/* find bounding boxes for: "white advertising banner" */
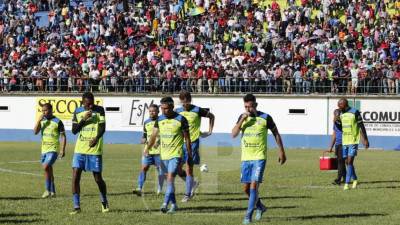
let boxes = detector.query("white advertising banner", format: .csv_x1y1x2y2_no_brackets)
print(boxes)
0,95,399,137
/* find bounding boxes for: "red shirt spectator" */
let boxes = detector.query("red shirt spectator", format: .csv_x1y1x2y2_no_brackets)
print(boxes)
362,27,370,37
395,70,400,80
206,67,214,79
162,48,172,62
211,69,219,80
271,0,280,11
197,68,204,79
181,71,188,79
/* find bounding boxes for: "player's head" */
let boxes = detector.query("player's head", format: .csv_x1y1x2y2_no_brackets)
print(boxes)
337,98,348,111
42,103,53,119
160,97,174,116
179,90,192,110
243,94,257,115
82,92,95,110
149,104,159,119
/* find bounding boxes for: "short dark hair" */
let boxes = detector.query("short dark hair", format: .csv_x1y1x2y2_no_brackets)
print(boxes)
82,92,94,101
243,94,256,102
179,90,192,101
339,98,348,106
42,103,53,110
149,104,159,110
160,97,174,105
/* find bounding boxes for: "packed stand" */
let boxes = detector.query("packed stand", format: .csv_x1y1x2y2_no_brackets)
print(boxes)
0,0,399,94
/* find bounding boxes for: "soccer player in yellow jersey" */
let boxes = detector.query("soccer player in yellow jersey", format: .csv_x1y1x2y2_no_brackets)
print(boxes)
338,98,369,190
70,92,108,214
133,104,165,196
34,103,66,198
145,97,192,214
176,90,215,202
232,94,286,225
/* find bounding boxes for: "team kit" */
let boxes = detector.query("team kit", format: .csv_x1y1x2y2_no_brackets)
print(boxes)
34,91,367,224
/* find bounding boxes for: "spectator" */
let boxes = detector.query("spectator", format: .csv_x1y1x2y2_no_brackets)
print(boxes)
0,0,398,95
350,65,359,95
293,68,302,94
386,66,396,94
395,66,400,94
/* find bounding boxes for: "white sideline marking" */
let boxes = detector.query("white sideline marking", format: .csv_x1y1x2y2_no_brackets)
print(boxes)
0,167,42,177
0,160,39,164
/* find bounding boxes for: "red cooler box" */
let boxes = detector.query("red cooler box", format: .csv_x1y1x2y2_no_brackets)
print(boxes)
319,151,338,170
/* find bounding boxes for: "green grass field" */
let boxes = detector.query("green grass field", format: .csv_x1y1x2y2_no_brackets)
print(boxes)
1,142,400,225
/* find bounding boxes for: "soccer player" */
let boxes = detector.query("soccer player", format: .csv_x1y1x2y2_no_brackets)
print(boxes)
144,97,192,214
176,90,215,202
328,109,346,185
232,94,286,225
33,103,66,198
133,104,165,196
338,98,369,190
70,92,109,214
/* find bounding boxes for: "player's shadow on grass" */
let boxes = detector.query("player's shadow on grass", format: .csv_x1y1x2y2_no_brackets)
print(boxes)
86,192,153,197
179,205,298,213
0,219,45,224
0,197,40,201
205,195,311,201
269,213,387,221
0,213,44,224
361,185,400,189
112,205,298,213
196,192,244,196
360,180,400,184
112,209,160,213
0,213,39,218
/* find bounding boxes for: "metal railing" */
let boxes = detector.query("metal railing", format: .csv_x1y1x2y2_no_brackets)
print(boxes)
1,77,400,95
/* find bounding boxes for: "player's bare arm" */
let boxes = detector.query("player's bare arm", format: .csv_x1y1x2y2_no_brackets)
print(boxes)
271,126,286,165
33,114,44,135
183,129,192,165
359,121,369,149
203,112,215,137
59,132,66,158
328,131,337,153
231,113,250,138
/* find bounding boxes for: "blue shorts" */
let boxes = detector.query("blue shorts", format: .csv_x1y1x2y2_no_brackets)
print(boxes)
72,153,102,172
41,152,58,166
142,154,162,167
241,160,266,184
183,139,200,165
161,157,181,175
343,144,358,158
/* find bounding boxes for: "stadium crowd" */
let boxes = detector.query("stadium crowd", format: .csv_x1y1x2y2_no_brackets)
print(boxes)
0,0,399,94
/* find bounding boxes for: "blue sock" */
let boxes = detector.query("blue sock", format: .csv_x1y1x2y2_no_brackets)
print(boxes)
73,193,80,209
352,166,357,180
246,189,257,220
170,193,176,205
138,171,146,189
157,170,164,191
185,175,193,196
346,165,353,183
164,181,174,205
45,178,51,192
50,181,55,193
